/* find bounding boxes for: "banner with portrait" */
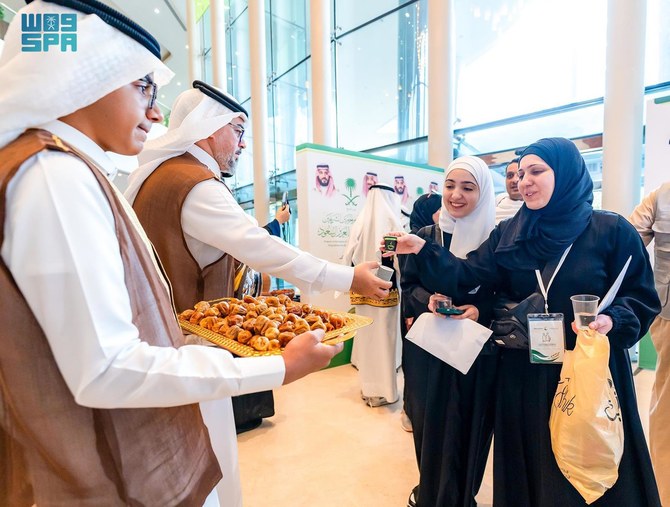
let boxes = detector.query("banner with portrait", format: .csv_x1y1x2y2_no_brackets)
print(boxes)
295,143,443,311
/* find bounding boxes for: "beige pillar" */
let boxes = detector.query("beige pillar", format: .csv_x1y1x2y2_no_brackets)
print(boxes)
427,0,455,171
210,0,227,90
601,0,647,214
309,0,335,146
185,0,200,83
248,0,270,226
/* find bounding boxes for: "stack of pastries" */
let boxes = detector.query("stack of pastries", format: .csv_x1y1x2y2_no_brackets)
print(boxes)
178,294,347,352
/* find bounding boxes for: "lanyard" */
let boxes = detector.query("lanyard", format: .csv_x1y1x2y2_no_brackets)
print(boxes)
534,245,572,314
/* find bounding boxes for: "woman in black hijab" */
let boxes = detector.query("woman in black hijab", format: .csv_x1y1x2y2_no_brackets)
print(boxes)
409,192,443,233
391,138,661,506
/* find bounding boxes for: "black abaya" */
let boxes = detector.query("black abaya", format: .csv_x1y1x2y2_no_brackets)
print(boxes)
415,211,661,506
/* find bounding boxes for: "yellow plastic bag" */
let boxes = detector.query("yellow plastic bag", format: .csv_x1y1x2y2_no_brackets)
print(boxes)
549,328,624,504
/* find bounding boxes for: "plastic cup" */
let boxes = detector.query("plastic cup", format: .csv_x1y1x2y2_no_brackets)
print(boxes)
435,297,453,310
570,294,600,330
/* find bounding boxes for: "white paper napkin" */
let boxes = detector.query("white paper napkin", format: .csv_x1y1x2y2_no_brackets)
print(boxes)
597,255,632,313
406,312,492,374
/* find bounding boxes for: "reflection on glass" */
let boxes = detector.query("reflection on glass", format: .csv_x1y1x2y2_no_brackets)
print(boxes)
456,103,605,156
454,0,607,128
645,0,670,85
225,0,248,23
227,9,251,103
336,2,427,151
335,0,407,34
271,62,311,176
269,1,309,77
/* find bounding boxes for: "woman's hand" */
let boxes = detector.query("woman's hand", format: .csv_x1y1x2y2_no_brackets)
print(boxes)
428,293,450,316
380,232,426,256
570,314,613,335
450,304,479,322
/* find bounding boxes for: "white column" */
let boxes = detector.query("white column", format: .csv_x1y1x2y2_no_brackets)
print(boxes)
248,0,270,226
310,0,335,146
186,0,200,83
601,0,647,214
210,0,227,90
427,0,455,171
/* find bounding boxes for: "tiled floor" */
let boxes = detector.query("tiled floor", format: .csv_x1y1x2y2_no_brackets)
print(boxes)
237,364,656,507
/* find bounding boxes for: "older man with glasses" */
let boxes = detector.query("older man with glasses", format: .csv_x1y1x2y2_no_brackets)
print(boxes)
124,81,391,507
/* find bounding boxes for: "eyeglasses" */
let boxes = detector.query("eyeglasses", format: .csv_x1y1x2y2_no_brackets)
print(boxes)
229,123,245,143
137,76,158,110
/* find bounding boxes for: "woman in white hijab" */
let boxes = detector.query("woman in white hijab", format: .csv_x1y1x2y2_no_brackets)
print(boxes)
400,156,497,507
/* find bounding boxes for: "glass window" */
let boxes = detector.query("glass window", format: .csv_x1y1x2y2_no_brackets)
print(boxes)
225,0,248,23
645,0,670,85
227,8,252,103
334,0,409,34
366,139,429,166
200,6,212,54
268,0,309,77
456,102,605,156
270,61,312,177
454,0,607,128
335,1,428,151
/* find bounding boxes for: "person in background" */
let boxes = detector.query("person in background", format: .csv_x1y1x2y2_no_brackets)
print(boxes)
125,81,391,507
495,157,523,223
0,1,342,506
343,184,404,407
399,192,443,433
629,183,670,507
263,202,291,237
408,192,442,235
389,137,661,507
401,157,497,507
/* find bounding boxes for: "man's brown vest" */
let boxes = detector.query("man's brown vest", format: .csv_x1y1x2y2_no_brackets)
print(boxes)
0,130,221,506
132,153,235,312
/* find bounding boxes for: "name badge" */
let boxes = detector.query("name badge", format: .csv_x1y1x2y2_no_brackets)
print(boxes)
527,313,565,364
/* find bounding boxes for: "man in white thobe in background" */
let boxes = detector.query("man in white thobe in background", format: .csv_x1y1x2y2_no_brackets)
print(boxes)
343,184,404,407
495,158,523,224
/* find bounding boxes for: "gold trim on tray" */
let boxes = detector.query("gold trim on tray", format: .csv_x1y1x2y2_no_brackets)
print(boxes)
178,303,372,357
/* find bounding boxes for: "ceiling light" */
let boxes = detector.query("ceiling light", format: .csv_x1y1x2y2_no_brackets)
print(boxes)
154,8,160,14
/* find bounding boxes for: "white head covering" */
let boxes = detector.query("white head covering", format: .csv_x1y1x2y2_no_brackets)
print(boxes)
438,156,496,259
342,184,403,266
125,87,247,203
0,0,173,149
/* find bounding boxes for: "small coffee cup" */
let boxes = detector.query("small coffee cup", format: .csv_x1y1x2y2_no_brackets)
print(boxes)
384,236,398,252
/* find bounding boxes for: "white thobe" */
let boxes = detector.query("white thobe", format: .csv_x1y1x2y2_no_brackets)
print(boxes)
165,146,354,507
0,121,287,507
494,193,523,224
354,303,402,402
182,146,353,289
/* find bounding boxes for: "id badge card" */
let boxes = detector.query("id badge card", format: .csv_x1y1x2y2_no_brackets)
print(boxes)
527,313,565,364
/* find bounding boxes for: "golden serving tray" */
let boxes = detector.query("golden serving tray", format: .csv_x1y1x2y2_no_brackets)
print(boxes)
178,303,372,357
